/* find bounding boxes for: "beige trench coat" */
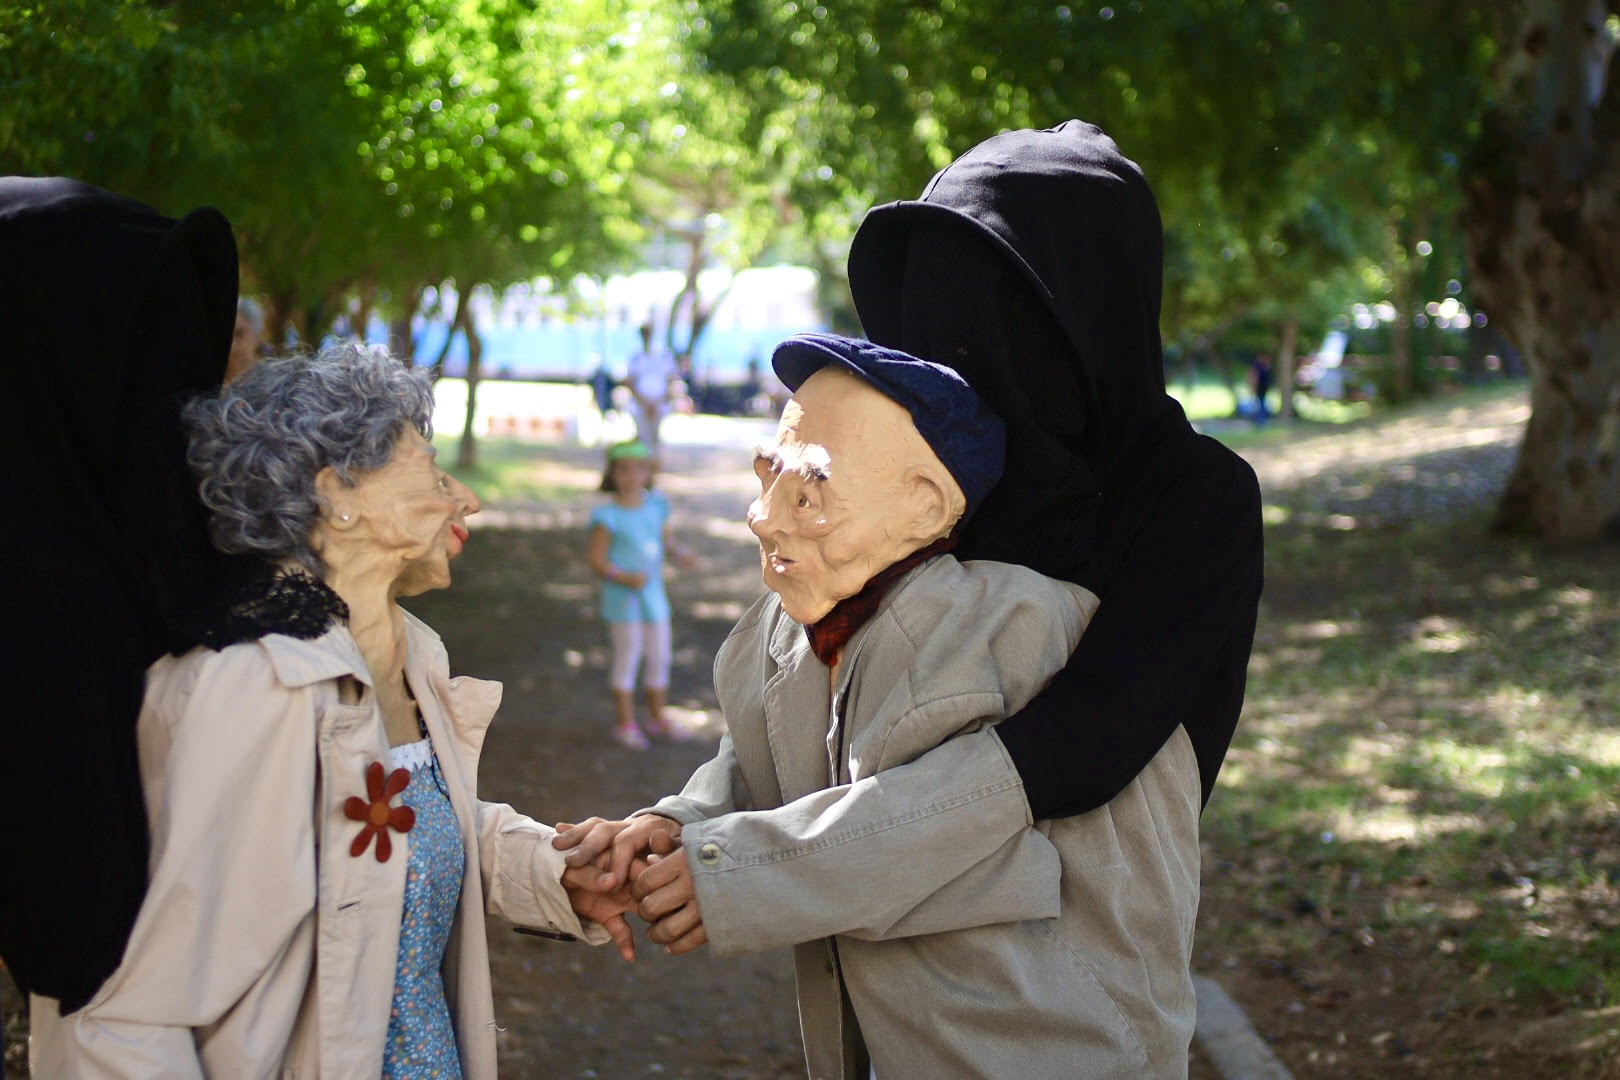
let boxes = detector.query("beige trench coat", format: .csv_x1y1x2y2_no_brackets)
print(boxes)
648,557,1202,1080
31,609,604,1078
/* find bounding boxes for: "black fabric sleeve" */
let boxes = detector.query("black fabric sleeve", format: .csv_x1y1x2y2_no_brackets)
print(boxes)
995,441,1264,818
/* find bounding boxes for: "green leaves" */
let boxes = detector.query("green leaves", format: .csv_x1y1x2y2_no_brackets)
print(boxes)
1,0,655,334
687,0,1501,361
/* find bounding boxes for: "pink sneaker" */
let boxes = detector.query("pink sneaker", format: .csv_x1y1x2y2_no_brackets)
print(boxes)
612,722,650,751
641,713,672,738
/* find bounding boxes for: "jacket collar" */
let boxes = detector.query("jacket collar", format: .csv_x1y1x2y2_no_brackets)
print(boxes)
259,623,370,689
258,608,500,786
758,562,944,802
257,609,450,692
763,558,943,677
399,609,501,780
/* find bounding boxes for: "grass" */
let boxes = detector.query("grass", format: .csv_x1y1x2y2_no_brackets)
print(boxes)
429,435,583,503
1202,466,1620,1027
1167,374,1376,425
1168,378,1246,420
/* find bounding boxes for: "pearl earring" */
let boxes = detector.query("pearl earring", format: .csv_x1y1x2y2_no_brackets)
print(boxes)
340,513,351,522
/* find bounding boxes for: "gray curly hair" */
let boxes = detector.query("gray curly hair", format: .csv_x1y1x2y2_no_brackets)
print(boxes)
182,344,436,576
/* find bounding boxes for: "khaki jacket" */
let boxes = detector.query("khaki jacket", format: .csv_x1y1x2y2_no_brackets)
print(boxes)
32,610,604,1078
649,557,1202,1079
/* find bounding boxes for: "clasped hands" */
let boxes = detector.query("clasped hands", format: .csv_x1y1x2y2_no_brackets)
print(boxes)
553,814,706,961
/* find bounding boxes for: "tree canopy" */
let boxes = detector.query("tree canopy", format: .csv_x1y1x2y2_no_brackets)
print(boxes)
686,0,1619,538
3,0,1616,536
1,0,654,335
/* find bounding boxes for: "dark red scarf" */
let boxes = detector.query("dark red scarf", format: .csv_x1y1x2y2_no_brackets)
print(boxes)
804,537,956,665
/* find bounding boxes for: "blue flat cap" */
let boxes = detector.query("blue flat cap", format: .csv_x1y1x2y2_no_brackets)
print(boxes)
771,332,1005,524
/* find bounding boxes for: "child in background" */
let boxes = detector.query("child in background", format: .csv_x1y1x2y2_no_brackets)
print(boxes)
585,441,692,749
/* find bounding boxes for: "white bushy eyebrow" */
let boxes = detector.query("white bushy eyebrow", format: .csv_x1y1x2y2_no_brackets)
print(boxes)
754,441,831,482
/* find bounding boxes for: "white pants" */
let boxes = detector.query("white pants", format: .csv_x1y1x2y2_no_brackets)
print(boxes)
609,620,671,693
632,400,666,452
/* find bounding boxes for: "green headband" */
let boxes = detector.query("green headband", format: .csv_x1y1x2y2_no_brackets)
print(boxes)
607,440,651,462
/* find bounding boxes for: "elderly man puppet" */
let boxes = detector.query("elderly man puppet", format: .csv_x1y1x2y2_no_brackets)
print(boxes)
558,333,1203,1079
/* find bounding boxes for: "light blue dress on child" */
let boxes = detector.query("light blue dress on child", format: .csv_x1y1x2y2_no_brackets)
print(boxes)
588,489,671,622
381,736,466,1079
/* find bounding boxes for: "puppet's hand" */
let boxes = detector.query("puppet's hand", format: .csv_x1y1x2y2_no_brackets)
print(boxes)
560,862,637,961
633,831,708,955
555,814,682,888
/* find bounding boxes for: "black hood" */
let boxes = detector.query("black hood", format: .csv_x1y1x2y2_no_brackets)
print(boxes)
0,176,241,1009
848,120,1183,582
848,123,1264,824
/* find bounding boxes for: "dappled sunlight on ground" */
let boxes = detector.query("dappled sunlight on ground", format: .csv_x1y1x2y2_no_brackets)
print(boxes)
1243,391,1530,531
1198,386,1619,1077
1243,393,1530,489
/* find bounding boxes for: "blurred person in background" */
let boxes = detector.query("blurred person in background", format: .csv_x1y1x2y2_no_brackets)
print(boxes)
585,439,696,750
625,320,678,463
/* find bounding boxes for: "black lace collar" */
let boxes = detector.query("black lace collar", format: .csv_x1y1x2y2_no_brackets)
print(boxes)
197,567,349,650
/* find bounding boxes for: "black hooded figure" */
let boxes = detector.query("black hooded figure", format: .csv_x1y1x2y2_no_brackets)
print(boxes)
848,120,1264,821
0,178,245,1013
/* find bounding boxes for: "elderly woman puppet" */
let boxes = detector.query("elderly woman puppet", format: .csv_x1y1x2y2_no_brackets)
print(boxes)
30,347,633,1079
558,334,1203,1079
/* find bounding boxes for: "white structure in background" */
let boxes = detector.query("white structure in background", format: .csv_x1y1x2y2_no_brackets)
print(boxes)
430,377,777,450
430,378,623,445
424,265,821,445
417,265,823,382
1297,294,1483,402
598,264,819,329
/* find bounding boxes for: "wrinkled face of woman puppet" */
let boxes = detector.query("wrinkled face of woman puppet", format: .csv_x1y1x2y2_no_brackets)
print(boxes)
318,427,482,596
747,367,957,624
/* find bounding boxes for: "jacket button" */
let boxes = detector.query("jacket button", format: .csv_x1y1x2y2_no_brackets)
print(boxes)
698,842,722,865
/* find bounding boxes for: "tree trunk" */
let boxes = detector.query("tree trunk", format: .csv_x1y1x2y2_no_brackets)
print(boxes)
1464,0,1620,540
663,225,741,383
666,226,707,360
457,293,484,471
1179,341,1203,397
1389,222,1415,404
389,286,424,364
429,287,466,383
1208,345,1240,404
1276,316,1298,421
352,282,377,344
265,288,299,352
300,294,331,347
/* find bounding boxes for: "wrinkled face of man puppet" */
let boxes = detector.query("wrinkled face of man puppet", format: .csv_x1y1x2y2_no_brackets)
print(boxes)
748,367,968,626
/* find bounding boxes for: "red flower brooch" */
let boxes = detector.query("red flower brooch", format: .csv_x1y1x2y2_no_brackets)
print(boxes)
344,761,415,862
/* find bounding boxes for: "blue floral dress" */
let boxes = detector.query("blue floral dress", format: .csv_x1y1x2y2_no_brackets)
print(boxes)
382,735,467,1078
